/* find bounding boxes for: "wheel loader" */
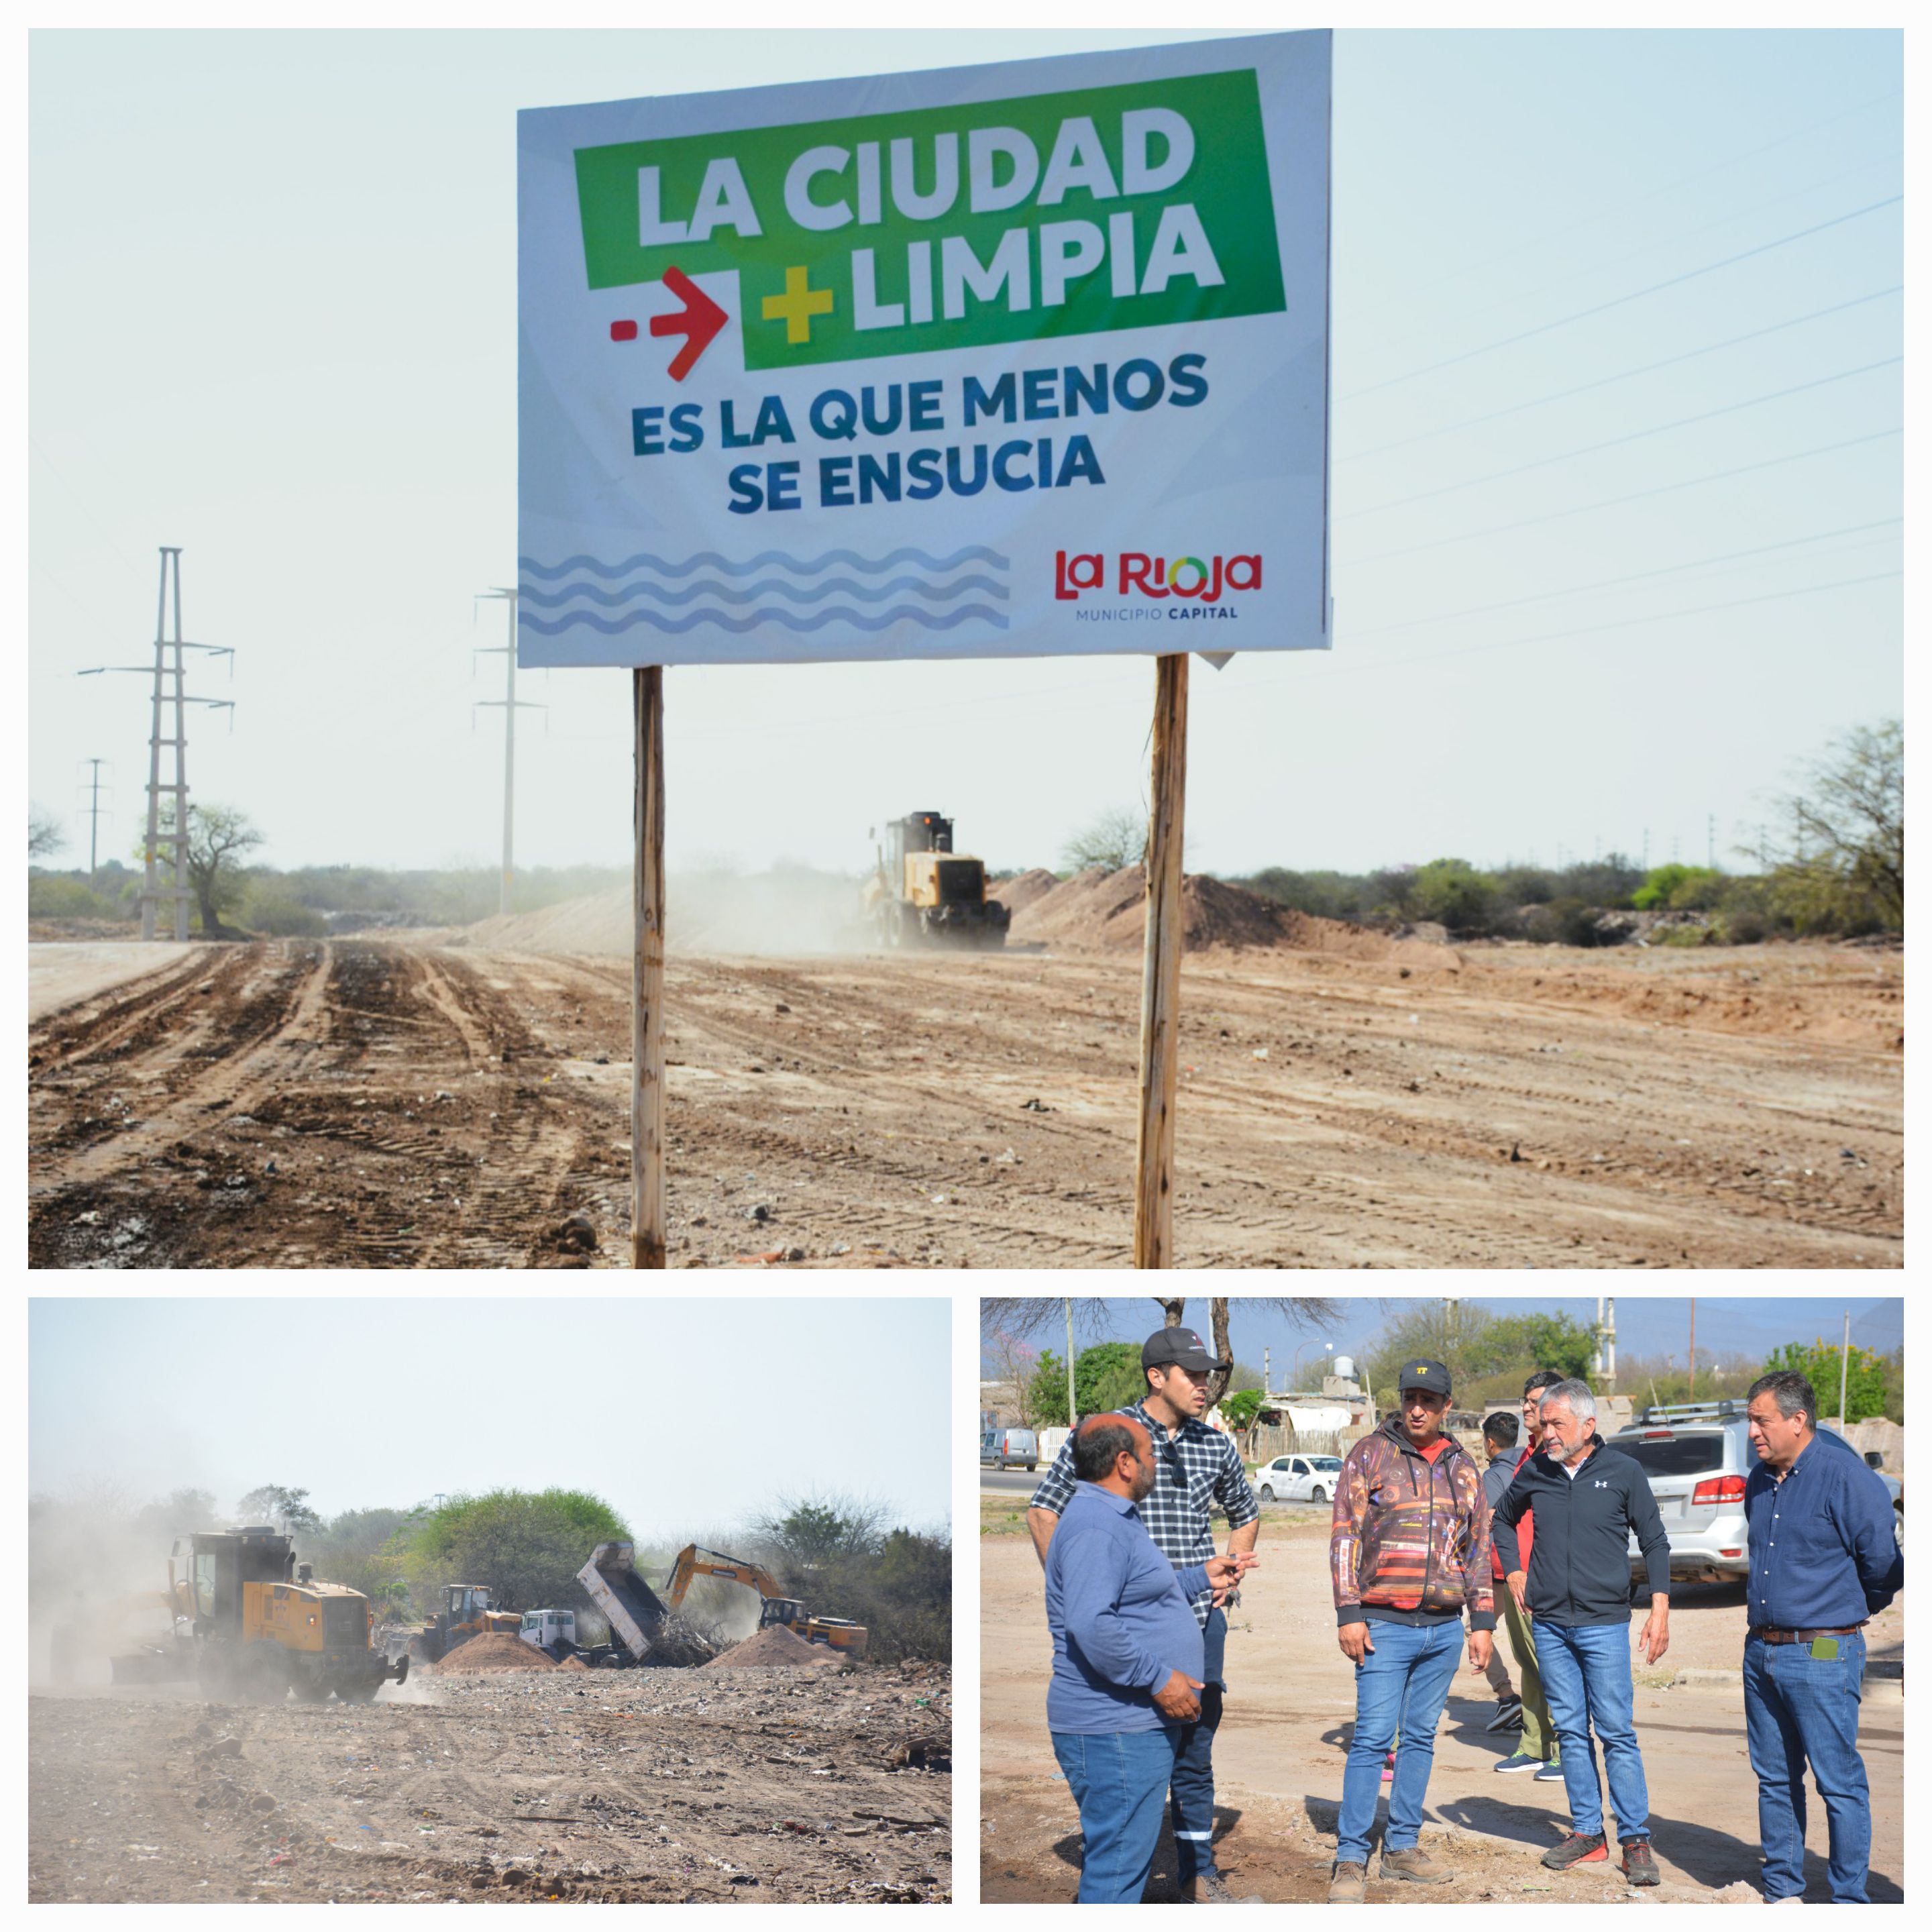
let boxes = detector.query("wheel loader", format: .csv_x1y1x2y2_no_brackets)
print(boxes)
864,811,1011,949
171,1525,409,1703
398,1583,521,1665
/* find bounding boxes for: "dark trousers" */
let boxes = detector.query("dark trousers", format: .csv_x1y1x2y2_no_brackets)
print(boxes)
1168,1607,1226,1882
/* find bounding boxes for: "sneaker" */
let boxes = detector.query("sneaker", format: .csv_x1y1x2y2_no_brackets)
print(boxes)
1485,1697,1525,1733
1542,1831,1608,1870
1534,1762,1567,1782
1493,1753,1544,1774
1328,1861,1366,1905
1183,1868,1264,1904
1621,1839,1660,1888
1381,1845,1452,1885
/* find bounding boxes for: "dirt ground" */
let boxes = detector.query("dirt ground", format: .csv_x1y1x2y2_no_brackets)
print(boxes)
26,935,1899,1268
979,1508,1904,1904
28,1660,950,1904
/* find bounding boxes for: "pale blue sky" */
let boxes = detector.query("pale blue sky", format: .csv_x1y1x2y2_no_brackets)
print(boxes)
982,1294,1904,1386
29,29,1902,879
29,1297,952,1536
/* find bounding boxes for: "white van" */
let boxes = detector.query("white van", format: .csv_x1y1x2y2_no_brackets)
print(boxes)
981,1426,1039,1471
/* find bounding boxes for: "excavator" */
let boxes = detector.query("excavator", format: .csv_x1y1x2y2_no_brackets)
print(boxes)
170,1525,409,1703
665,1544,869,1658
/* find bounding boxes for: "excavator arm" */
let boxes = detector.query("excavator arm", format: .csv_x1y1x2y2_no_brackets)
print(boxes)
664,1544,784,1609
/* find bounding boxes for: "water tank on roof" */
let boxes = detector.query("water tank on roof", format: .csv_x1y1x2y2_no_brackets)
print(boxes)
1333,1356,1356,1382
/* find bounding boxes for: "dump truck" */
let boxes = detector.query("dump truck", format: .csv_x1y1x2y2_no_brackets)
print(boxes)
665,1544,869,1658
574,1542,686,1666
865,811,1011,949
171,1525,409,1703
397,1583,521,1666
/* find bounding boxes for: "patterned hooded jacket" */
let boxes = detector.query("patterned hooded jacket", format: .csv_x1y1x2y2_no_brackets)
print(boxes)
1330,1414,1495,1629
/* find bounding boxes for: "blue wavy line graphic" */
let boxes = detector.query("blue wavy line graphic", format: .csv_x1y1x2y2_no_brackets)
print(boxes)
519,574,1010,610
519,604,1010,637
517,547,1009,580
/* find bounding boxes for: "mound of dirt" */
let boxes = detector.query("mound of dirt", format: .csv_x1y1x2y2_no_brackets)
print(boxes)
1005,865,1458,968
435,1633,559,1673
700,1625,846,1670
557,1653,589,1670
990,868,1062,916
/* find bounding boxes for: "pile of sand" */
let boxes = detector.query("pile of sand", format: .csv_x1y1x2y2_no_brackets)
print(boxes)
700,1625,846,1670
999,865,1459,968
991,868,1061,916
434,1633,559,1672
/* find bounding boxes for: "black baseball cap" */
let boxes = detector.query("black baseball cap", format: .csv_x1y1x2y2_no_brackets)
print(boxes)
1142,1326,1230,1374
1395,1358,1452,1399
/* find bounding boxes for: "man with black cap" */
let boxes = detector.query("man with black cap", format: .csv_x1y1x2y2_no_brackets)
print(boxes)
1327,1358,1496,1902
1030,1325,1262,1903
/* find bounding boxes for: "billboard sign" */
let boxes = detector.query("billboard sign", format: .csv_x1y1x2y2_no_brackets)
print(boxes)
518,32,1330,666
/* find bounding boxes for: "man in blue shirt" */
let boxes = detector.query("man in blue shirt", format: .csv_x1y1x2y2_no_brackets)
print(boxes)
1742,1371,1903,1904
1044,1413,1256,1904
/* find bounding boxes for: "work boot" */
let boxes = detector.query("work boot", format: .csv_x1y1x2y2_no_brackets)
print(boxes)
1182,1867,1263,1904
1621,1839,1660,1887
1380,1845,1452,1884
1328,1862,1366,1904
1542,1831,1609,1870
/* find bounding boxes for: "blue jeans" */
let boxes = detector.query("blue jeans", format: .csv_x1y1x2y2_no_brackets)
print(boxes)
1336,1618,1464,1864
1536,1620,1650,1841
1053,1726,1185,1904
1743,1630,1870,1902
1169,1607,1226,1882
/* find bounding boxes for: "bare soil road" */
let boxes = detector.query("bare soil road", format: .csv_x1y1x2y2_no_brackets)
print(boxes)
27,936,1899,1268
980,1516,1903,1904
29,1661,950,1904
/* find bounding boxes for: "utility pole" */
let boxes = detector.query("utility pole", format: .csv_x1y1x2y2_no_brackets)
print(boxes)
1838,1309,1851,1427
78,548,234,941
1264,1345,1271,1399
1707,813,1716,870
1687,1297,1697,1400
1063,1298,1076,1429
76,758,110,884
474,588,545,918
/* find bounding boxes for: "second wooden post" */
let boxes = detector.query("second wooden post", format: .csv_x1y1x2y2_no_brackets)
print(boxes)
1134,650,1189,1269
631,665,667,1269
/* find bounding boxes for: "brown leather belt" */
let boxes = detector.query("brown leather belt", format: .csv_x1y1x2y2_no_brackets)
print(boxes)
1750,1624,1864,1645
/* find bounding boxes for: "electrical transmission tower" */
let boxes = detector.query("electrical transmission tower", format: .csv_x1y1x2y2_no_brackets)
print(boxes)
473,587,545,917
79,548,235,940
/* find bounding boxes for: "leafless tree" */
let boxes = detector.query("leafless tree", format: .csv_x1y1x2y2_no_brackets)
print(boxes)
1060,805,1147,873
29,804,64,859
1754,719,1902,930
152,800,264,936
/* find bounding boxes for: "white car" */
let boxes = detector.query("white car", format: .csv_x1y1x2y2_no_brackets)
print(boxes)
1254,1454,1343,1503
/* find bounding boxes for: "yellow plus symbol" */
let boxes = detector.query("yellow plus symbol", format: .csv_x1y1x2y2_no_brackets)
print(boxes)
762,264,834,345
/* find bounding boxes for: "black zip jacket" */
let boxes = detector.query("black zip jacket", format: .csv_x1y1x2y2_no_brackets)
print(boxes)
1492,1437,1670,1625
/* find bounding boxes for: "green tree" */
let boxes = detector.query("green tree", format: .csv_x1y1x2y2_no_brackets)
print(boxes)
1075,1342,1148,1417
1764,1339,1890,1425
309,1507,416,1611
1409,858,1499,934
392,1488,629,1613
237,1485,323,1537
1220,1389,1265,1432
1483,1311,1596,1381
1758,719,1902,933
754,1495,887,1564
1633,864,1724,912
142,800,264,936
1026,1348,1074,1430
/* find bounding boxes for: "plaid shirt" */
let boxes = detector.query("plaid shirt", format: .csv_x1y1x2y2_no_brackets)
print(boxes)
1031,1401,1260,1626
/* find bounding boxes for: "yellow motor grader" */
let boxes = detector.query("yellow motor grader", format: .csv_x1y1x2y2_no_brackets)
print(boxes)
864,811,1011,949
172,1525,409,1703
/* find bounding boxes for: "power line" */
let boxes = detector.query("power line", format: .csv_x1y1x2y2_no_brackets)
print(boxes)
1344,356,1901,520
1341,427,1900,569
1390,146,1900,356
1339,193,1902,403
1338,285,1902,466
1358,569,1901,678
1394,84,1904,306
1343,519,1902,639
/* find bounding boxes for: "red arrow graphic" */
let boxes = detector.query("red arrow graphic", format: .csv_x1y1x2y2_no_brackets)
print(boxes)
648,266,728,382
